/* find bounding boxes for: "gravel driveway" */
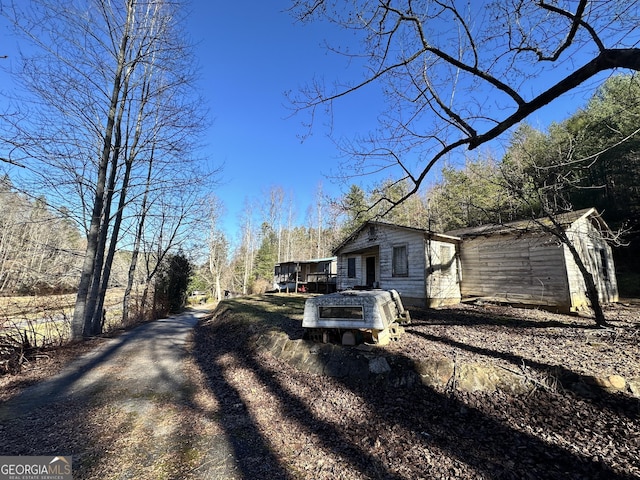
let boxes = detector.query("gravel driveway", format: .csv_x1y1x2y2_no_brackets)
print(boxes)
0,307,242,479
1,311,199,420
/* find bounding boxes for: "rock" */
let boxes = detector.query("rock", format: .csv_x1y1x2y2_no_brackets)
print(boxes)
415,357,454,387
324,356,350,378
587,374,627,392
627,377,640,397
494,368,533,395
608,375,626,390
270,333,288,355
369,357,391,375
457,364,493,392
279,339,298,361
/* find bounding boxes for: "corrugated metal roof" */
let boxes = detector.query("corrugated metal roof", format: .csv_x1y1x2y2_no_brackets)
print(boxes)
275,256,337,267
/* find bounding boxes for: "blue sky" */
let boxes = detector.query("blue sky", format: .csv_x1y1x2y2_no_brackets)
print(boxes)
0,1,618,244
187,1,609,241
189,1,384,240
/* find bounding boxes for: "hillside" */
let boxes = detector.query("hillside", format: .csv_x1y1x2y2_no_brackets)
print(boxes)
1,296,638,479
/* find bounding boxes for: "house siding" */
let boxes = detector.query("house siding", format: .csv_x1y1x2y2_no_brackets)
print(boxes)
426,241,461,307
337,255,365,290
335,223,461,307
454,211,618,313
564,217,619,308
458,233,572,310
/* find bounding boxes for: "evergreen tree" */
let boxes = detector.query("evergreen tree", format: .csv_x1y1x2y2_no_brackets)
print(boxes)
154,250,192,315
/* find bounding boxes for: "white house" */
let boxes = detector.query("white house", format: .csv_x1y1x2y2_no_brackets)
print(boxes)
333,221,462,307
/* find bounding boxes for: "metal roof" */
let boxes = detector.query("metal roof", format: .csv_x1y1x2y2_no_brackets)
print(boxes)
333,220,461,255
444,208,609,238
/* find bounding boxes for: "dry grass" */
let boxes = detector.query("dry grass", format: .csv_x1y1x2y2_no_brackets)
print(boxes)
0,288,142,374
0,288,126,320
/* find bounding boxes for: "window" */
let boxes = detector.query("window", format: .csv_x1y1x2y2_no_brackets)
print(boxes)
599,249,609,281
392,245,408,277
319,306,364,320
347,257,356,278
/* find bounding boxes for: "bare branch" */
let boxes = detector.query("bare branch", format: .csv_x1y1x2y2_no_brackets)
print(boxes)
469,49,640,149
537,0,605,55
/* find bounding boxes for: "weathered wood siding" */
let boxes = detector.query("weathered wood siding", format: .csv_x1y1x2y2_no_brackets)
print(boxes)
336,224,461,306
425,240,461,306
378,227,427,306
564,218,619,308
458,233,572,310
336,254,365,291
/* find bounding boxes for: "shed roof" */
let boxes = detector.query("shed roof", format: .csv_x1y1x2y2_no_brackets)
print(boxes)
275,256,336,267
444,207,609,238
333,220,461,255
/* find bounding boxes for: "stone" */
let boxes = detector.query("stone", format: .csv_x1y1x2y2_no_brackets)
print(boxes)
369,357,391,375
279,339,298,361
587,374,626,391
457,364,493,392
628,378,640,398
608,375,626,390
299,355,326,376
270,333,288,355
324,357,350,378
342,331,356,346
415,357,455,387
494,369,532,395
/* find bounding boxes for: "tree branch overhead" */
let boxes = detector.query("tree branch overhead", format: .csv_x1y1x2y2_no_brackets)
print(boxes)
290,0,640,202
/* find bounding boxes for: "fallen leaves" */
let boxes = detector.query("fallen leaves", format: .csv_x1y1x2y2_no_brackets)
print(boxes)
1,297,639,479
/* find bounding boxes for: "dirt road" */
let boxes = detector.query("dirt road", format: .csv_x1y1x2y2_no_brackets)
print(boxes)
0,307,241,479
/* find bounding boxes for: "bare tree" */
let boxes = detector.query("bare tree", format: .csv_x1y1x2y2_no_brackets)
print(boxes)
263,186,285,262
237,199,257,295
284,191,296,261
0,182,83,294
205,195,228,302
289,0,640,211
314,182,324,258
2,0,212,338
497,125,627,326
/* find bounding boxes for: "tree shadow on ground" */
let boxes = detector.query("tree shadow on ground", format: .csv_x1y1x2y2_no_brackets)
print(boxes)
0,312,214,479
411,304,597,329
193,298,638,479
194,303,398,479
406,328,640,420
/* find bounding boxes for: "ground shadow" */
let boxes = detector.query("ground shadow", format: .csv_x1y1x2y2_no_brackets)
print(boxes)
406,328,640,419
411,304,597,329
194,308,409,479
193,298,639,479
0,311,207,478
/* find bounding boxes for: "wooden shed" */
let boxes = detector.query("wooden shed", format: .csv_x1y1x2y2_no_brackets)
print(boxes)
274,257,337,293
446,208,619,313
333,221,462,307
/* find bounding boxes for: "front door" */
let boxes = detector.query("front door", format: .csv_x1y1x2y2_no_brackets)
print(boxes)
365,256,376,287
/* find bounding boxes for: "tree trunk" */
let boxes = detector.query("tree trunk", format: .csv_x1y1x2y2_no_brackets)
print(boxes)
71,3,133,341
563,238,608,327
93,66,152,333
86,70,134,335
92,157,133,333
85,144,119,335
542,215,609,327
122,145,154,325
